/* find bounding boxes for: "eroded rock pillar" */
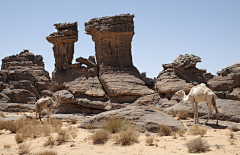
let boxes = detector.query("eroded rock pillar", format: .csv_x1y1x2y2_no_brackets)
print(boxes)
46,22,78,70
85,14,134,67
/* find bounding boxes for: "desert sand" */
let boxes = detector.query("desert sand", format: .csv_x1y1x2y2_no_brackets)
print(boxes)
0,112,240,155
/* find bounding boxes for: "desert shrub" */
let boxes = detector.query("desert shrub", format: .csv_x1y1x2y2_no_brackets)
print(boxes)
145,136,154,146
188,125,207,137
186,137,210,153
49,118,62,127
228,139,235,145
29,110,34,113
91,129,110,144
4,144,11,149
56,129,69,143
171,131,177,139
71,118,77,124
15,133,24,143
36,150,58,155
176,110,188,119
229,132,234,139
101,118,134,133
229,125,239,132
18,143,32,155
115,129,139,145
68,126,78,138
145,132,151,137
168,108,177,116
157,125,173,136
44,136,55,147
86,123,92,129
177,129,186,137
0,110,6,118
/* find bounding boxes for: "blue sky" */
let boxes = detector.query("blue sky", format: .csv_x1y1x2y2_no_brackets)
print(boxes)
0,0,239,78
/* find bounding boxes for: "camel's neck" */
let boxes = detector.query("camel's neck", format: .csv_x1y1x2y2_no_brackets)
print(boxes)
181,92,190,102
53,98,61,108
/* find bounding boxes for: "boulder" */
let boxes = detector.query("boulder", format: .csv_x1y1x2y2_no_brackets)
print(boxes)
163,98,240,123
0,93,11,103
1,89,36,104
53,89,77,104
78,106,186,132
208,63,240,100
0,103,35,112
77,98,108,109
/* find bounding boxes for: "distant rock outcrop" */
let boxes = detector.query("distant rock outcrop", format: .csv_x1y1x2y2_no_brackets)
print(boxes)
85,14,154,103
155,54,212,99
208,63,240,100
0,50,52,104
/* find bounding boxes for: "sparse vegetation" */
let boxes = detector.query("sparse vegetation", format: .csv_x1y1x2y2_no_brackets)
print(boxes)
229,132,234,139
115,129,139,145
0,110,6,118
18,143,32,155
215,144,220,149
56,129,69,143
91,129,110,144
171,131,177,139
71,118,77,124
86,123,92,129
168,108,177,116
186,137,210,153
188,125,207,137
145,136,154,146
177,129,186,137
176,109,188,119
101,118,134,133
228,139,236,145
157,125,173,136
229,125,239,132
35,150,58,155
44,136,55,147
15,133,24,143
68,126,78,138
145,132,151,137
4,144,11,149
29,110,34,113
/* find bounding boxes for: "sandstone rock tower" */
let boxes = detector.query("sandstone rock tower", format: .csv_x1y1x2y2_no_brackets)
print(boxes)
46,22,78,70
85,14,134,67
85,14,154,103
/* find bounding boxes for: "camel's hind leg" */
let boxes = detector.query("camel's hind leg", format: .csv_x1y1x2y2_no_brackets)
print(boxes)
205,101,212,125
38,108,43,122
191,101,198,124
195,102,200,124
212,95,219,125
47,107,52,123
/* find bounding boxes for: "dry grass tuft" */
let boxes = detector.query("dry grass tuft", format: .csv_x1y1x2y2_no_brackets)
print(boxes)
228,139,236,145
145,132,151,137
101,118,134,133
56,129,69,143
188,125,207,137
71,118,77,124
229,125,239,132
177,129,186,137
157,125,173,136
229,132,234,139
4,144,11,149
35,150,58,155
15,133,24,143
44,136,55,147
18,143,32,155
91,129,110,144
145,136,154,146
115,129,139,145
86,123,92,129
171,131,177,139
186,137,210,153
0,110,6,118
68,126,78,138
29,110,34,113
176,109,188,119
168,108,177,117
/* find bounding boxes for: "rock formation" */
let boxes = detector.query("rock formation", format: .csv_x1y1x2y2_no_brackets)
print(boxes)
0,50,52,104
46,22,78,70
155,54,212,99
208,62,240,100
85,14,154,103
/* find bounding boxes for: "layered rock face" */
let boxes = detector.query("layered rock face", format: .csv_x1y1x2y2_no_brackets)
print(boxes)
0,50,51,104
46,22,78,70
85,14,154,103
208,63,240,100
155,54,212,99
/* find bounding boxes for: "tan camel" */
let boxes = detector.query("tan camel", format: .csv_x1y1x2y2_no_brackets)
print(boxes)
35,95,61,122
175,83,219,125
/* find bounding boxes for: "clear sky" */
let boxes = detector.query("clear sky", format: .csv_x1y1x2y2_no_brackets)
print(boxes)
0,0,239,78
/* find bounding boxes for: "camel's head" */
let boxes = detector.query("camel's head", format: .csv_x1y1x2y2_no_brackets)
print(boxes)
174,90,185,100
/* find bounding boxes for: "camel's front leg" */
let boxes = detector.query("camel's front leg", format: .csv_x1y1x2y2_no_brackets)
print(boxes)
39,108,42,122
191,101,197,124
47,107,52,123
195,102,200,124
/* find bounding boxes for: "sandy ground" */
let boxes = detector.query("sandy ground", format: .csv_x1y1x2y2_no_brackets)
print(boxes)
0,112,240,155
